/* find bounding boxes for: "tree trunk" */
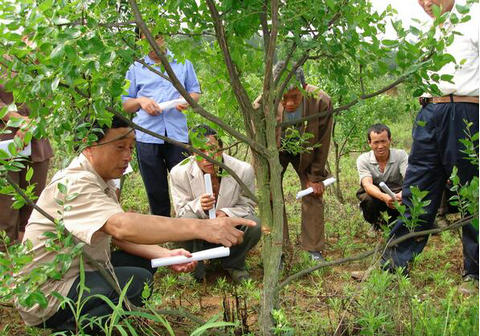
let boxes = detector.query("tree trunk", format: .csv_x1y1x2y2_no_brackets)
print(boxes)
252,150,284,336
333,141,345,204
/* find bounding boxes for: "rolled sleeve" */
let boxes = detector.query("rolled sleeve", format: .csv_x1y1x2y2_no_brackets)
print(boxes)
357,154,372,185
184,61,201,94
121,65,138,102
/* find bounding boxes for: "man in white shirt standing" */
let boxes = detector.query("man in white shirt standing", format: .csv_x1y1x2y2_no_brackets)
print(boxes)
382,0,478,284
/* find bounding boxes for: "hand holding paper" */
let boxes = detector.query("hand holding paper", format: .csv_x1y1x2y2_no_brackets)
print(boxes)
204,174,216,219
296,177,336,200
158,98,188,111
151,246,230,268
379,182,396,200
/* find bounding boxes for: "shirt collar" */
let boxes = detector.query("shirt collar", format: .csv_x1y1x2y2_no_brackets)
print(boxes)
144,49,176,65
369,150,395,164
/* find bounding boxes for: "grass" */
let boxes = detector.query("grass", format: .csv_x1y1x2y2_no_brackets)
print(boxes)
1,99,478,335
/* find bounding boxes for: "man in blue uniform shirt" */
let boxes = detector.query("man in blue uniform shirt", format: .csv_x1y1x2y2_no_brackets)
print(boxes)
122,33,201,217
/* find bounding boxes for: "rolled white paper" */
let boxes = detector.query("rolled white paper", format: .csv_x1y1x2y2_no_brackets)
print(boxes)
0,139,32,158
296,187,314,200
323,177,336,187
379,182,396,200
204,173,216,219
158,98,188,111
295,177,336,200
151,246,230,268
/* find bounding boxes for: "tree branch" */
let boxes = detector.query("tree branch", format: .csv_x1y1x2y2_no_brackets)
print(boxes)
359,64,366,96
134,58,172,82
339,124,356,157
273,2,346,110
127,0,266,157
277,215,473,290
261,0,279,132
204,0,258,144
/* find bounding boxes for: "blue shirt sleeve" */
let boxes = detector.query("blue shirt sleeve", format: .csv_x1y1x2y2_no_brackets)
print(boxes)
184,61,201,94
122,64,138,102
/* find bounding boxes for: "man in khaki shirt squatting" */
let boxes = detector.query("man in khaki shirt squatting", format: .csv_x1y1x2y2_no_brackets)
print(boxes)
16,116,255,332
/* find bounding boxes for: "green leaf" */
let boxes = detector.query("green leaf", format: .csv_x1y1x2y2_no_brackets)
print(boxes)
8,142,17,155
0,149,9,159
24,291,48,308
432,4,441,18
0,106,8,120
50,44,65,60
325,0,335,10
191,321,237,336
23,131,33,145
455,4,470,14
57,183,67,194
440,74,454,83
51,77,60,91
25,167,34,182
382,39,398,47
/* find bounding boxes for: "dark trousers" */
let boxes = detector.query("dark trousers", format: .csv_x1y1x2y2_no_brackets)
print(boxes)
356,184,402,230
136,142,189,216
180,211,261,278
0,159,49,243
382,102,479,278
43,251,154,332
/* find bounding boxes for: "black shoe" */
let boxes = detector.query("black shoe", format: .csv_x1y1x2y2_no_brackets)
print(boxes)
308,251,325,262
226,268,250,284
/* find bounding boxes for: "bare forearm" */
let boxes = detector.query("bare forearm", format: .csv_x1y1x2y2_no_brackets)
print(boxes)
190,92,201,103
112,239,170,259
104,212,206,244
122,98,142,113
363,183,388,202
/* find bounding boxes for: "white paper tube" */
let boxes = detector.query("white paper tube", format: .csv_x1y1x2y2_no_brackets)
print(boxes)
151,246,230,268
296,187,314,200
379,182,396,200
295,177,336,200
158,98,188,111
204,174,216,219
323,177,336,187
0,140,31,158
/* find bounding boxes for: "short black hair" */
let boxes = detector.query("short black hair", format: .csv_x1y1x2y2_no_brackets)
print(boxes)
74,116,131,151
190,124,223,147
87,116,130,142
135,25,160,41
367,123,391,141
